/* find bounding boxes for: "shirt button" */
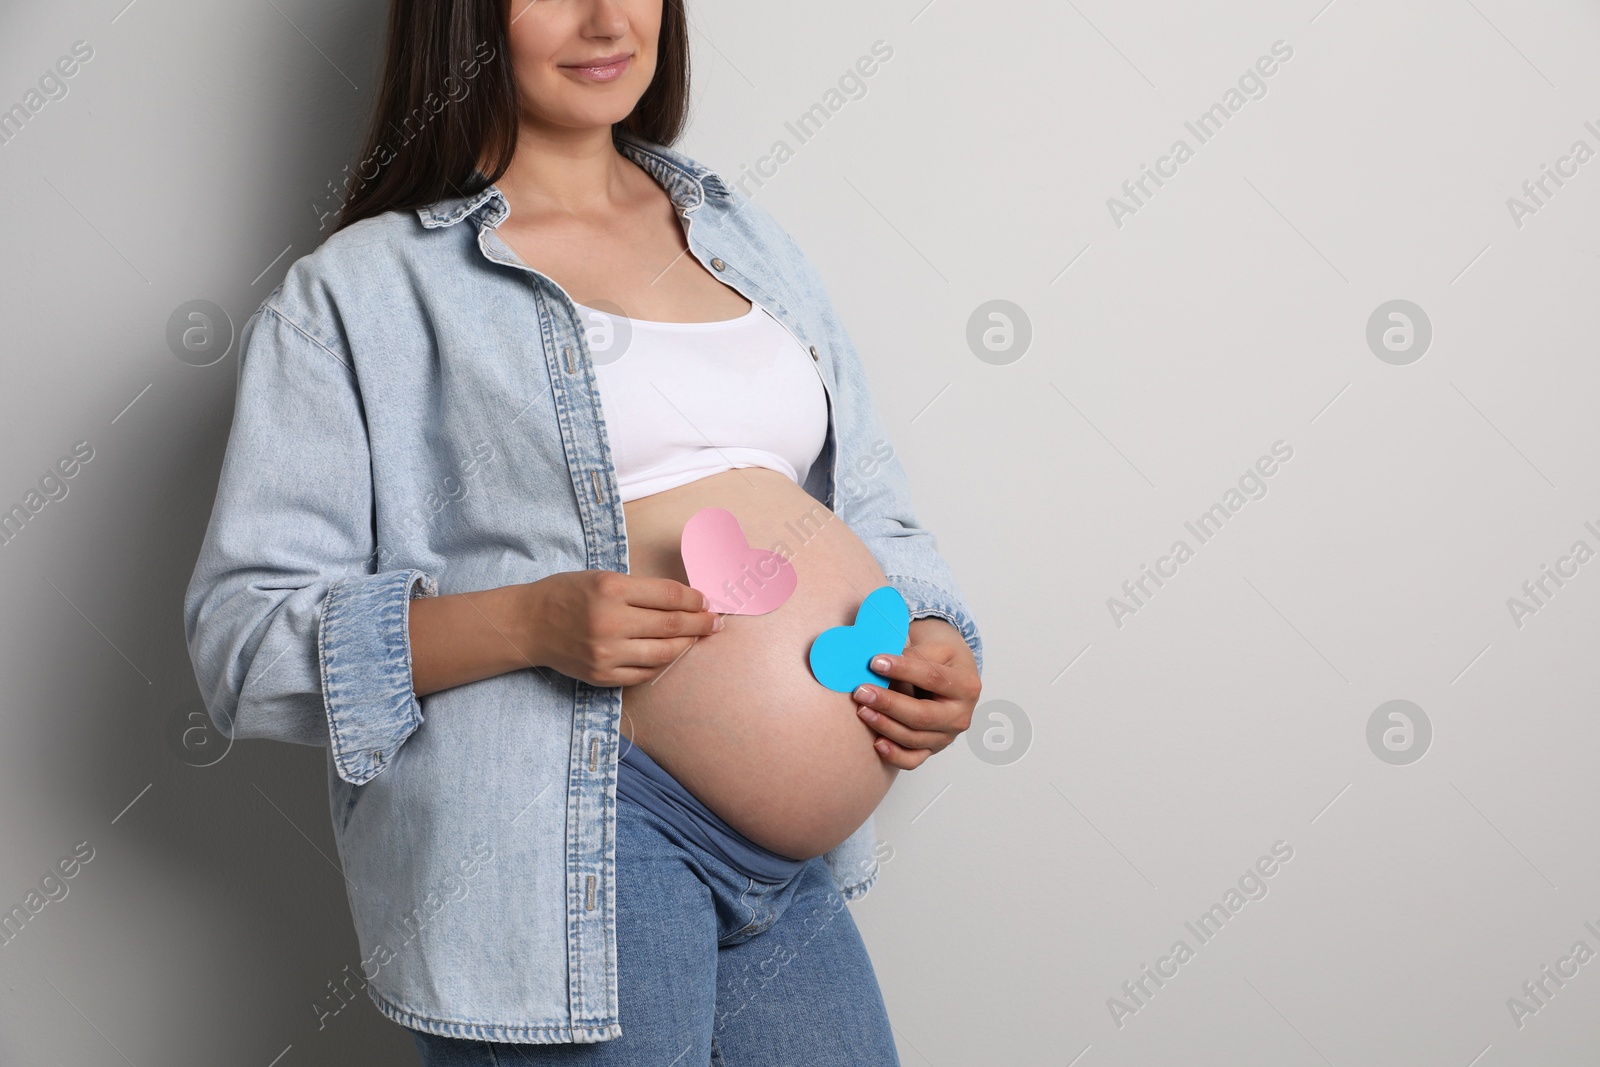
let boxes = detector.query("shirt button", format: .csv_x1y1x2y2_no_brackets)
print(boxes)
710,257,726,271
809,345,820,361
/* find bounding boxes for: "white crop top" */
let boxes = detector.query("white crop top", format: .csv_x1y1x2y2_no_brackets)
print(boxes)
577,297,830,504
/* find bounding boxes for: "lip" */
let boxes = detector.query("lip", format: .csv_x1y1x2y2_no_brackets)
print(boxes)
559,52,632,81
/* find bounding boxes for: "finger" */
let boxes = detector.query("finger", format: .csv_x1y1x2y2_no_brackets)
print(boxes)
591,662,672,687
857,703,950,752
642,634,707,687
625,602,723,639
852,680,949,733
857,687,953,748
868,651,972,700
621,575,711,613
871,735,932,770
611,634,704,670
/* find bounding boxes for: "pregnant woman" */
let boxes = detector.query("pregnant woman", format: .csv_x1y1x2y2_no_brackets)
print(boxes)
184,1,983,1063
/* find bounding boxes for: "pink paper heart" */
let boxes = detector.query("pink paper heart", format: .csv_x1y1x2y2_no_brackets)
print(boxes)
680,506,797,615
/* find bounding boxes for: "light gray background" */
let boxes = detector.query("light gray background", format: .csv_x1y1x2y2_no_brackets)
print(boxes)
2,0,1598,1063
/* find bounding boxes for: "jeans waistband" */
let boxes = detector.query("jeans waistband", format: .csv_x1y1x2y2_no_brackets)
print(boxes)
615,742,808,884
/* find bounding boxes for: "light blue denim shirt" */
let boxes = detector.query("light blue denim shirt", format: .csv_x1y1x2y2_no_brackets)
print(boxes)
182,126,983,1043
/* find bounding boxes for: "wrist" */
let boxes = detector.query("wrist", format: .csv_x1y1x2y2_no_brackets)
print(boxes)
908,616,959,641
487,581,548,674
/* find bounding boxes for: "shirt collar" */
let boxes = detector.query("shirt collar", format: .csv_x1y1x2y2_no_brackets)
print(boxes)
415,126,733,229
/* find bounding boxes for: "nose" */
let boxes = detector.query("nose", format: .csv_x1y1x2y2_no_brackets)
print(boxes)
580,0,630,37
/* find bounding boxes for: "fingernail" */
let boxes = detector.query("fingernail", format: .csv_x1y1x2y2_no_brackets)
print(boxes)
857,704,879,723
853,685,875,703
871,656,891,672
712,615,725,632
874,739,891,754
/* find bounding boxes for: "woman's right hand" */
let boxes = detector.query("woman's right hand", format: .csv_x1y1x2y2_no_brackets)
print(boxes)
523,570,724,687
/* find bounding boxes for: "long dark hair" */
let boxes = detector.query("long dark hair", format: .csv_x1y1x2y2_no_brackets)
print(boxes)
331,0,690,234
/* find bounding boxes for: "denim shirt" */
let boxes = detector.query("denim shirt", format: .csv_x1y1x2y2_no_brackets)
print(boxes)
182,126,983,1043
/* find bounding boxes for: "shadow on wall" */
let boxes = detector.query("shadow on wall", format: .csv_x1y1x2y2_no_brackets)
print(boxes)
36,2,424,1062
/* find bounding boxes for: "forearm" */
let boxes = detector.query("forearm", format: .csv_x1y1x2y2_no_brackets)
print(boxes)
408,584,541,698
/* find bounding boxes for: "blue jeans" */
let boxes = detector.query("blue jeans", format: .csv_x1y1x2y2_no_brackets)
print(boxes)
407,788,902,1066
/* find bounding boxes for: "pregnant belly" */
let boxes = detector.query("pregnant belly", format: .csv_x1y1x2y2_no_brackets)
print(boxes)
619,466,898,861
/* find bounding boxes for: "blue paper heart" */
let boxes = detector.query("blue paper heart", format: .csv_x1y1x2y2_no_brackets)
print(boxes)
808,586,910,693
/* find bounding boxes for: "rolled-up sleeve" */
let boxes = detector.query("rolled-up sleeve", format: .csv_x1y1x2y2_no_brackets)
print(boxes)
784,234,985,676
182,303,438,786
884,573,981,674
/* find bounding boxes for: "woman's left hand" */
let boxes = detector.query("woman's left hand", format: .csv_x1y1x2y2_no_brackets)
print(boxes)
852,618,982,769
